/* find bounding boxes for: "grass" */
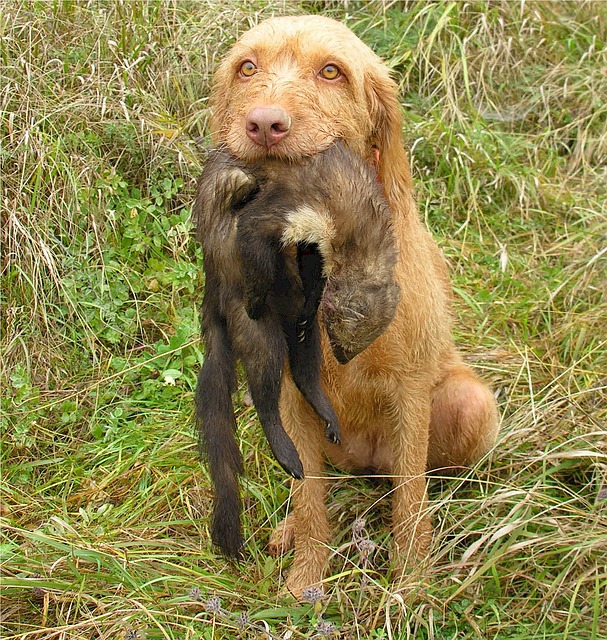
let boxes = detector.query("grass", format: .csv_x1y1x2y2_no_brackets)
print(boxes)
1,0,606,638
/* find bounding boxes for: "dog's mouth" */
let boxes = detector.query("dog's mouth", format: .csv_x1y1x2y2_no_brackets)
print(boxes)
229,124,339,163
247,141,335,163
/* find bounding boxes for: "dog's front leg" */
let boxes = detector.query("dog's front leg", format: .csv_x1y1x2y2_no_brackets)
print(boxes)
279,376,330,599
389,378,433,583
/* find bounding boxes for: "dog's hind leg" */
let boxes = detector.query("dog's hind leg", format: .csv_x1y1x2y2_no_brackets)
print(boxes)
427,353,499,472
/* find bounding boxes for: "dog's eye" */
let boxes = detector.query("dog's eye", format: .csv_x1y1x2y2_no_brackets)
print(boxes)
239,60,257,77
319,64,341,80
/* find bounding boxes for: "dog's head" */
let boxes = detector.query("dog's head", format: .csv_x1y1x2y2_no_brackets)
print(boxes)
210,15,403,169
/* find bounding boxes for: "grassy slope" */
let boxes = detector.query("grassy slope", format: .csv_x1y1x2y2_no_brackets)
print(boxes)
1,1,605,638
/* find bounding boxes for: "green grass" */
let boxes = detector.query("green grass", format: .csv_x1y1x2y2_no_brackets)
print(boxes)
1,1,606,638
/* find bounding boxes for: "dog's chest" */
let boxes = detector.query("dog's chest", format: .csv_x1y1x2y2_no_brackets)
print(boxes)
324,422,392,474
321,374,394,473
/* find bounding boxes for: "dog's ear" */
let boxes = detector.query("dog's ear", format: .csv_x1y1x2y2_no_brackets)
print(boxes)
209,58,234,144
364,67,401,152
364,65,413,195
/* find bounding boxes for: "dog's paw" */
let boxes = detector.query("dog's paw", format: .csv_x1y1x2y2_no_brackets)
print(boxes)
267,515,295,557
285,568,325,602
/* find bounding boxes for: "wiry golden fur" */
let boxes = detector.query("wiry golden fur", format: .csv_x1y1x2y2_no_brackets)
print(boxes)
209,15,499,597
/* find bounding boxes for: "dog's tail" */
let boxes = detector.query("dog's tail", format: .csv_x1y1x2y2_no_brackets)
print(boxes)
196,300,244,558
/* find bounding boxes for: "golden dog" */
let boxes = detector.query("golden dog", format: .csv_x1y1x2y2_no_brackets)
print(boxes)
208,14,499,597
